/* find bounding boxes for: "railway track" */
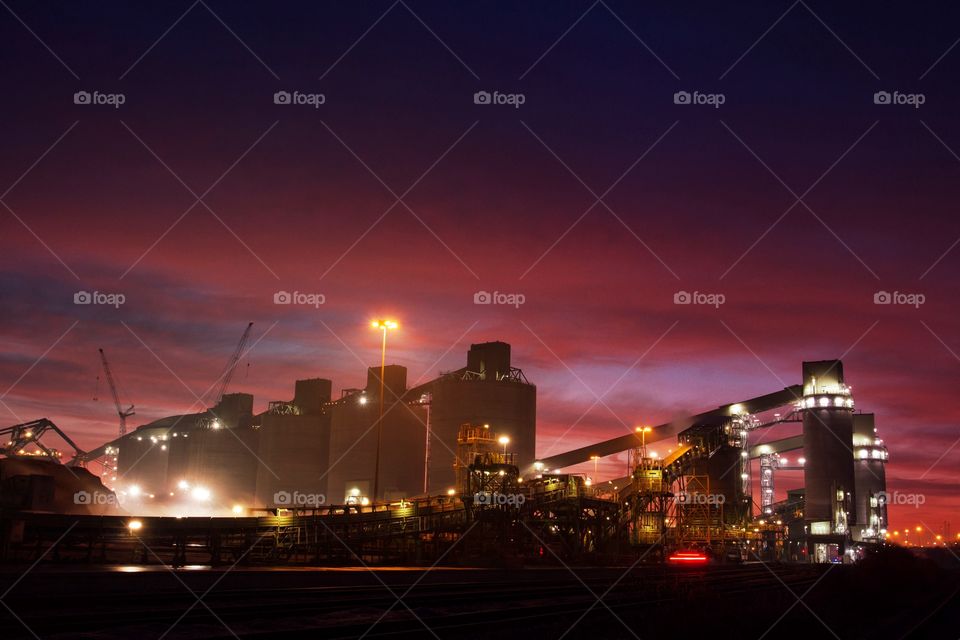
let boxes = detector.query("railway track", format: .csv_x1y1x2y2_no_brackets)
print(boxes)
0,564,827,639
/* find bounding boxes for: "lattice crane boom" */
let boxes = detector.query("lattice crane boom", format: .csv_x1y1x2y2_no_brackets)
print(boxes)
98,348,135,437
214,322,253,405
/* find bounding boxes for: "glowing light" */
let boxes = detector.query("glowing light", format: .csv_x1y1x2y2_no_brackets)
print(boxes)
668,551,707,563
358,396,368,405
211,420,221,430
127,520,143,531
498,436,510,445
177,480,190,490
128,485,142,497
371,320,398,330
447,488,456,496
232,505,244,515
191,487,211,501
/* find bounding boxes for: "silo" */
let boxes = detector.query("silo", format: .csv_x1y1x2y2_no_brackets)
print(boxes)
255,379,332,508
424,342,536,494
325,366,426,502
801,360,856,536
852,413,888,541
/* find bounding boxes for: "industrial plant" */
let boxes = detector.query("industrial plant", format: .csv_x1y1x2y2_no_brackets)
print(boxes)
0,333,891,566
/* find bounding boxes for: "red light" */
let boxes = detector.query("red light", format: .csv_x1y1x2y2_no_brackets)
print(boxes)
668,551,707,563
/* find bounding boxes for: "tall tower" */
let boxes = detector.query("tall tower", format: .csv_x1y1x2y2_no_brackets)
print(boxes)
800,360,856,561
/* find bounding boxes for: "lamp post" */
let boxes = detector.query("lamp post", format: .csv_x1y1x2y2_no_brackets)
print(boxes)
371,319,398,501
498,435,510,457
635,426,652,458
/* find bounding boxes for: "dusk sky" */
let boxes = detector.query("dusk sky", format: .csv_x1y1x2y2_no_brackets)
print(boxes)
2,1,959,531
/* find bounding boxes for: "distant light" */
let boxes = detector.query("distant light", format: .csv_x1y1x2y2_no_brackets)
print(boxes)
191,487,211,501
360,497,370,506
533,462,544,471
211,420,221,430
127,520,143,531
447,488,456,496
232,505,244,515
498,436,510,445
128,485,142,497
798,457,806,465
350,487,361,497
358,396,368,405
177,480,190,490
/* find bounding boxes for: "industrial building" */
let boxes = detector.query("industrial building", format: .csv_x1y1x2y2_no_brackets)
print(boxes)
70,341,536,511
1,354,891,565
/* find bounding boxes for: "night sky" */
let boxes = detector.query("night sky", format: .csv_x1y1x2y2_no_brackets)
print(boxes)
2,1,959,533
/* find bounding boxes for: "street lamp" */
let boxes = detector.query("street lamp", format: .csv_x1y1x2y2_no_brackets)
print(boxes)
498,435,510,457
371,319,398,501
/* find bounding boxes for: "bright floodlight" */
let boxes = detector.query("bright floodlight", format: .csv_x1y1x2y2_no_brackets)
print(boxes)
371,320,398,330
498,436,510,445
232,505,243,515
177,480,190,490
127,520,143,531
447,488,456,496
128,485,142,497
358,395,368,405
191,486,211,501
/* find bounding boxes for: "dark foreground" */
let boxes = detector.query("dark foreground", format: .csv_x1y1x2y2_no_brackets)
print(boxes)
0,548,957,639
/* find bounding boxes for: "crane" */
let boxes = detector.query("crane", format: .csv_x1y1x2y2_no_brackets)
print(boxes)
99,348,135,437
214,322,254,405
